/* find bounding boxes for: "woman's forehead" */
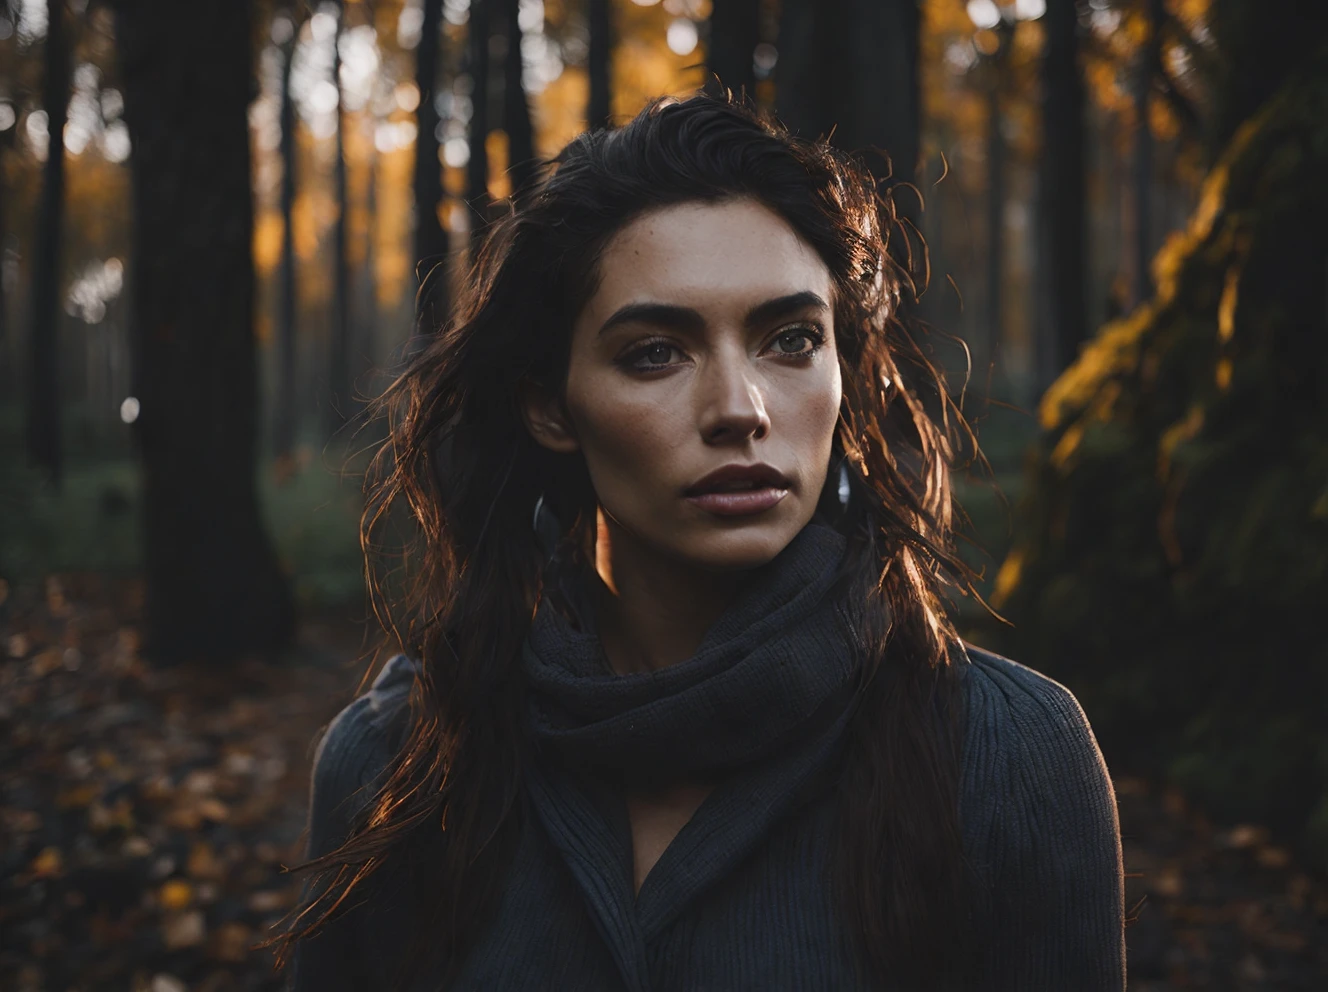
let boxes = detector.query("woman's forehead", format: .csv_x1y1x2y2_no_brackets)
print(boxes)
581,199,833,325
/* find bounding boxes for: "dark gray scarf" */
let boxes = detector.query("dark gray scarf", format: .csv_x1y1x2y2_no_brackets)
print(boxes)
521,522,862,781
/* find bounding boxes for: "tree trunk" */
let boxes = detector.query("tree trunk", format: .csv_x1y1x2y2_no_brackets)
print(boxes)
413,0,448,334
362,135,379,376
705,0,759,99
985,78,1004,376
587,0,610,130
776,0,919,189
1131,0,1164,306
466,0,491,245
504,0,535,200
27,0,69,487
114,0,294,662
1040,0,1087,373
327,0,353,433
0,116,14,408
274,13,299,460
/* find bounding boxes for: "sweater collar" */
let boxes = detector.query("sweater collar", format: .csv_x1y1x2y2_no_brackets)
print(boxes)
521,521,860,780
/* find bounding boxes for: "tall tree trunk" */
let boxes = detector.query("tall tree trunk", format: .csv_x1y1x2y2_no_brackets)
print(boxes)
587,0,610,130
114,0,294,662
1040,0,1087,374
776,0,919,189
0,121,13,408
985,77,1005,376
1131,0,1164,307
413,0,448,334
274,13,299,460
705,0,759,99
504,0,535,200
774,0,824,142
327,0,353,433
27,0,69,487
466,0,491,245
363,136,379,372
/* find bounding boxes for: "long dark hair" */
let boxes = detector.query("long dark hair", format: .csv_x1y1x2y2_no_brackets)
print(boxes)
276,94,977,989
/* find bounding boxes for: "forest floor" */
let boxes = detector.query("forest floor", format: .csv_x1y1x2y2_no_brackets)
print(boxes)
1,575,1327,992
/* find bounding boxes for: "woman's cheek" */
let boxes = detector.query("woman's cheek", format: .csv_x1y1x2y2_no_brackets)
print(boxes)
574,392,685,507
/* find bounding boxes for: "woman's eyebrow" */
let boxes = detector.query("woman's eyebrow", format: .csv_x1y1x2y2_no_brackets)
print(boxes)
597,302,704,337
743,291,830,328
597,291,829,338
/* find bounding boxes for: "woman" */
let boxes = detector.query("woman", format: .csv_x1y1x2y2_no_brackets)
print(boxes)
280,96,1125,990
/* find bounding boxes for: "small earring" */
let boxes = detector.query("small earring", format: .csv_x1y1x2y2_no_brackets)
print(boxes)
837,462,851,510
533,493,562,559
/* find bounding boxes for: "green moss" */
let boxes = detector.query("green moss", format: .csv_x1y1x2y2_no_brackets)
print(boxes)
979,48,1328,864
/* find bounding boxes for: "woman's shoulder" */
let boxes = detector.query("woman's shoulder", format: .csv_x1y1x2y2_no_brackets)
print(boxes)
956,642,1096,746
306,653,420,855
952,649,1126,982
953,641,1119,848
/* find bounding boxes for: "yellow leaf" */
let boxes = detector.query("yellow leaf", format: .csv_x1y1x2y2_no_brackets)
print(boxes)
1218,265,1240,343
160,879,194,911
31,846,63,878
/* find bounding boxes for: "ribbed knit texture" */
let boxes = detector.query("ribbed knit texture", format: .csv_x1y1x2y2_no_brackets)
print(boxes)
523,523,858,781
290,537,1126,990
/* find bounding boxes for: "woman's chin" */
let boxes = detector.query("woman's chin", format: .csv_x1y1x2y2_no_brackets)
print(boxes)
667,518,807,573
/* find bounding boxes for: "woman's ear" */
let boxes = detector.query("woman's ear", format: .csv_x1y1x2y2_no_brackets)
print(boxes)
519,379,580,454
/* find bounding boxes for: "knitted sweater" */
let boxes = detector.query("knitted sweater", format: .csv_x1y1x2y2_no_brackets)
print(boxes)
290,645,1126,990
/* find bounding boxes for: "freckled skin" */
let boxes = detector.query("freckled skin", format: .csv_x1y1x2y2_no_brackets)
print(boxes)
528,198,842,573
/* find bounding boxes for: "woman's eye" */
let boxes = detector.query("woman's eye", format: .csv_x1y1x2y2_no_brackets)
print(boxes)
770,329,819,357
628,342,683,370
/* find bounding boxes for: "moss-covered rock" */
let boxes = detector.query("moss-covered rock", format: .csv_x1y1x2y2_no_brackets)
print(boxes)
988,47,1328,864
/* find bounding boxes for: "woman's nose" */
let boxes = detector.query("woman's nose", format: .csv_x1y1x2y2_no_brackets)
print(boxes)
697,356,771,445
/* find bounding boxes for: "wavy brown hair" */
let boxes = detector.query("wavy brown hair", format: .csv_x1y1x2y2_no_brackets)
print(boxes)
275,94,979,989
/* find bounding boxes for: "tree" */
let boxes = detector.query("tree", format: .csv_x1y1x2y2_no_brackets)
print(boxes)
413,0,448,334
362,117,380,369
27,0,69,487
503,0,535,199
989,34,1328,865
776,0,920,189
1131,0,1164,307
0,4,17,409
327,0,353,432
465,0,491,243
705,0,759,99
587,0,610,129
114,0,293,662
982,39,1008,379
273,5,301,460
1040,0,1088,374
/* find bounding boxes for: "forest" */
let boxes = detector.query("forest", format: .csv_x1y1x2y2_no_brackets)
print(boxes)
1,0,1327,988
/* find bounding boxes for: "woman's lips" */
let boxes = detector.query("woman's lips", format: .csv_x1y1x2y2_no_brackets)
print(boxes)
685,487,789,516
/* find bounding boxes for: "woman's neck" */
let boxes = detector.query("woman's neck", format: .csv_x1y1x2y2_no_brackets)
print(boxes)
592,509,748,675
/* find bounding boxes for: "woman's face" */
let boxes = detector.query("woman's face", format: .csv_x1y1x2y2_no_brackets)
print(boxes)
524,197,842,571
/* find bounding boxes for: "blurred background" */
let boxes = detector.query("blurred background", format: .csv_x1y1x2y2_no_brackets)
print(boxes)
1,0,1327,989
